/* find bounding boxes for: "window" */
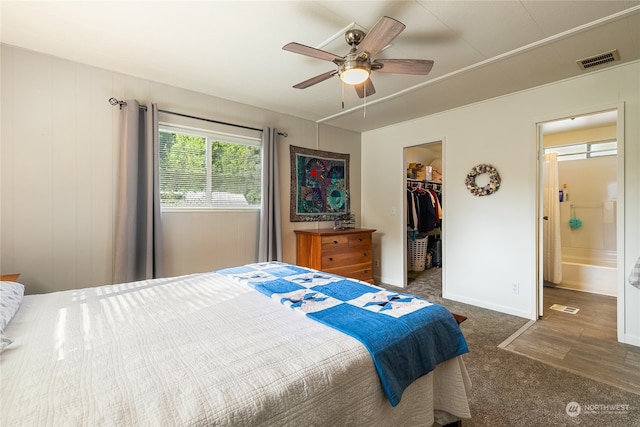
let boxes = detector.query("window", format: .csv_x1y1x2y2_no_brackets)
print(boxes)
159,124,261,209
544,140,617,161
588,140,617,157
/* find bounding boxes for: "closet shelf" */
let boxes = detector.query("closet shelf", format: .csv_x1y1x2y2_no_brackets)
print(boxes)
407,179,442,191
407,178,441,184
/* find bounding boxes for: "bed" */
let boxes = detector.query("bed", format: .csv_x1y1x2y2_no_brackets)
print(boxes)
0,262,471,426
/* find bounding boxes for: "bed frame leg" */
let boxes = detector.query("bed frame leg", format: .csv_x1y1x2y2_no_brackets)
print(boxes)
442,421,462,427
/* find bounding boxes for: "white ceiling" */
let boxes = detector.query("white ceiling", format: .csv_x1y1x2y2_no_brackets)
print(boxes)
2,1,639,133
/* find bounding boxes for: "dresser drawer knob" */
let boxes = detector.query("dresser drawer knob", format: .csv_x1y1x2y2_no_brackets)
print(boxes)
358,238,363,242
328,257,333,261
363,252,367,257
333,240,339,244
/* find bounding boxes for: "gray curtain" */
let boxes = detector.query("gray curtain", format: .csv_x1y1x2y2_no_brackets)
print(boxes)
258,127,282,262
114,100,163,283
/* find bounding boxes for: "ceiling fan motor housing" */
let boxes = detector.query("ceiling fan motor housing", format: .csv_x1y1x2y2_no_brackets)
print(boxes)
340,55,369,71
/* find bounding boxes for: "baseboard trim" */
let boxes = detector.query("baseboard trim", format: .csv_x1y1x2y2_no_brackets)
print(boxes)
622,333,640,347
444,292,533,320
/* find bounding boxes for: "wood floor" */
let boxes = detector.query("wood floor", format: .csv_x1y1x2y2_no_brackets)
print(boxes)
501,286,640,395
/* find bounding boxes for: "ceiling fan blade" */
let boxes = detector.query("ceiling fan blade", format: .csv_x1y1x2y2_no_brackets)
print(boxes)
354,78,376,99
356,16,406,59
293,70,338,89
283,42,344,62
373,59,434,75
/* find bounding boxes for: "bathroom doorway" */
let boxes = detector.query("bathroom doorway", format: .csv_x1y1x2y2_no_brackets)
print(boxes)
537,109,621,329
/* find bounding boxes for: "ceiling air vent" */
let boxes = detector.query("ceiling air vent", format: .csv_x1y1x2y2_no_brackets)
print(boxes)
576,49,620,70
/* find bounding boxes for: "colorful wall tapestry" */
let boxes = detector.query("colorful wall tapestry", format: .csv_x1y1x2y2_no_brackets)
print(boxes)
290,145,350,222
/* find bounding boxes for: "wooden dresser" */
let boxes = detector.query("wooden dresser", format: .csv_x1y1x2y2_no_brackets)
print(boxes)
294,228,376,283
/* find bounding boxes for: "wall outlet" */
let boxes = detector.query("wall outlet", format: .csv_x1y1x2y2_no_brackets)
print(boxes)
512,283,520,294
375,259,380,267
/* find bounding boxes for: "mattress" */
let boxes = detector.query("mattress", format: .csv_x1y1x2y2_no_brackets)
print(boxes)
0,269,471,426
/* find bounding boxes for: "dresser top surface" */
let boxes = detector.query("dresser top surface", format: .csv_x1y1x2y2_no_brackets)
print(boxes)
294,228,376,236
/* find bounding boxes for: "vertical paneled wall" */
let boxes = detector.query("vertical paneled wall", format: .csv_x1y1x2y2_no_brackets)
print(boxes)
0,45,362,293
1,47,116,293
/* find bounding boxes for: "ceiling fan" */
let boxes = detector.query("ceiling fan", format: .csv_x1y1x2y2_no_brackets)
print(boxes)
283,16,434,99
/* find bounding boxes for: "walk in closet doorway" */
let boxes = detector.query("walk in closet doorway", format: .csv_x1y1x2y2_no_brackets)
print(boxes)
403,141,443,297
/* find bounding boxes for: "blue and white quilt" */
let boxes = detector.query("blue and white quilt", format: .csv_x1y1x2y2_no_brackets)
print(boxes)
215,262,468,407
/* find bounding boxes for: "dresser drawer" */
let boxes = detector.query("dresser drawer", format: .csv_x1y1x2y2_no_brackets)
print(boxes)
348,233,371,249
321,250,371,269
324,262,373,283
320,233,371,253
321,235,350,252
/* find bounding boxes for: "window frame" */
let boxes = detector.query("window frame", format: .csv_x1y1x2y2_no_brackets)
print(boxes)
158,122,263,212
544,139,617,161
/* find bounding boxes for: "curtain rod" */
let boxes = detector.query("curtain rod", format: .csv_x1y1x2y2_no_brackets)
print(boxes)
108,98,287,137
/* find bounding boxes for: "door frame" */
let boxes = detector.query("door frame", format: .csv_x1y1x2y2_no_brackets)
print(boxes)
536,103,625,342
402,139,445,288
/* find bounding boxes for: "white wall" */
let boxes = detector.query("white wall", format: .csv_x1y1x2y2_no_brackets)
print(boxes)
0,45,361,293
361,61,640,346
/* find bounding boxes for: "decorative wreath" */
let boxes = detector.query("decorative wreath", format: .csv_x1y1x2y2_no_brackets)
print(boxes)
465,164,501,196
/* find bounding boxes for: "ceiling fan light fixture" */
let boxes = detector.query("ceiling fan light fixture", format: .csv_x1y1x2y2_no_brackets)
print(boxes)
284,16,431,99
340,68,369,85
340,61,370,85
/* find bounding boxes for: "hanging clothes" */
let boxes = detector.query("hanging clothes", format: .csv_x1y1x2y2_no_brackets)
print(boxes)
407,187,419,231
407,185,438,233
430,189,443,224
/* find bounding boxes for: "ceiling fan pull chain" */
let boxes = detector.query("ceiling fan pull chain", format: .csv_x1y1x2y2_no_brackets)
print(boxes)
363,85,367,118
342,81,345,109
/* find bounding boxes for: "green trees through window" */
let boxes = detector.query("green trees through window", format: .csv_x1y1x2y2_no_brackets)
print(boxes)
159,126,261,208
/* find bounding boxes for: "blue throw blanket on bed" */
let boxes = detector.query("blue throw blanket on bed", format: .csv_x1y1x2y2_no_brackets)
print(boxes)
215,262,468,407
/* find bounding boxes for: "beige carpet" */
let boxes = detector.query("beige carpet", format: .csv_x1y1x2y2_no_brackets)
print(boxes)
381,272,640,426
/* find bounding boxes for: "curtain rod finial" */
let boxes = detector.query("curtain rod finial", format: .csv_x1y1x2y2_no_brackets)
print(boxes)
108,97,127,109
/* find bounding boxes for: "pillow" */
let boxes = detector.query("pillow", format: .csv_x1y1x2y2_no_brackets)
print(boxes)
0,281,25,332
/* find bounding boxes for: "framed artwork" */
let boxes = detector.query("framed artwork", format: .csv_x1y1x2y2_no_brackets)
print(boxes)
290,145,350,222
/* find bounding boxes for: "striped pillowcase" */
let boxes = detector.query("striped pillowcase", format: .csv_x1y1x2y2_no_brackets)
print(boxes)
0,281,25,352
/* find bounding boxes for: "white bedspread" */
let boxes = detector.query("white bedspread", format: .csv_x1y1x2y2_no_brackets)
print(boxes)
1,272,471,426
